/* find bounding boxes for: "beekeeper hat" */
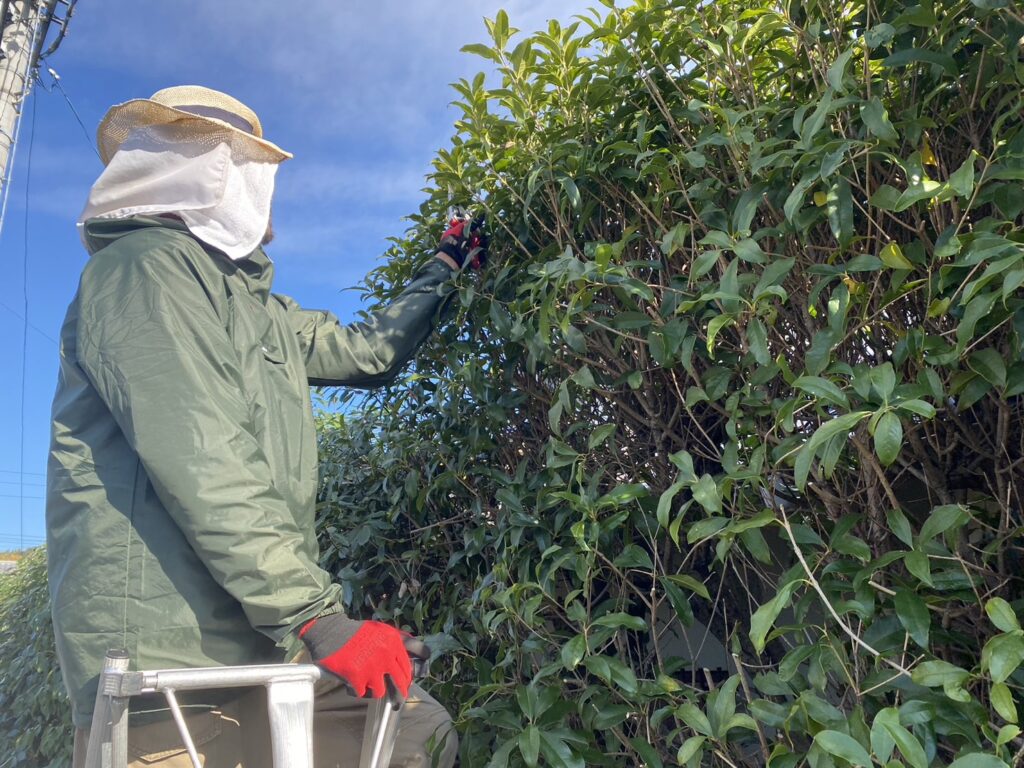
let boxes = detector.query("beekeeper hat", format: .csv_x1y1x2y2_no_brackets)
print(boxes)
96,84,293,165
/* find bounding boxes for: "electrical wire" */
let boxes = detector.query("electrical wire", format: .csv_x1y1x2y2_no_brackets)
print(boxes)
45,66,99,160
0,296,56,343
18,81,35,551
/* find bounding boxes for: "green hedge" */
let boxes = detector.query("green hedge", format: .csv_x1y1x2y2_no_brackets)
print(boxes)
0,549,72,767
315,0,1024,766
6,1,1024,766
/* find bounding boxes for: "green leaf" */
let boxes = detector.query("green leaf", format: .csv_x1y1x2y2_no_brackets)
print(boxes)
919,504,968,543
992,682,1018,723
968,349,1008,389
538,731,585,768
784,174,817,221
657,480,686,530
665,573,712,600
560,635,586,670
880,242,913,270
559,176,581,211
869,363,897,401
691,474,721,514
813,730,872,766
983,632,1024,683
801,90,835,149
997,724,1021,746
486,738,517,768
460,43,502,63
588,423,616,450
896,399,936,418
710,676,740,738
794,376,850,408
895,590,930,648
795,411,871,489
594,612,648,631
827,48,856,91
986,598,1021,633
904,550,933,587
687,516,728,543
886,508,914,547
805,328,839,375
519,725,540,767
948,151,979,198
707,315,734,354
755,257,796,297
732,186,762,235
628,738,664,768
871,708,898,764
947,756,1010,768
860,98,898,141
676,736,705,764
873,411,903,467
870,184,902,210
670,450,698,482
750,581,799,652
879,714,929,768
912,659,967,688
677,703,714,737
827,178,855,248
884,48,958,77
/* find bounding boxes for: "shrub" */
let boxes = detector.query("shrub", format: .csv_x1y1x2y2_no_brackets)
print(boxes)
0,548,73,767
317,0,1024,766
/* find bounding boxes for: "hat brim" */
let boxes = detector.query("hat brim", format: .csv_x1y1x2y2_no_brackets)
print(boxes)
97,99,293,166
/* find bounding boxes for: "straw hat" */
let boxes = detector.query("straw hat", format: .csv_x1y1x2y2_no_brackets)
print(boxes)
96,85,293,166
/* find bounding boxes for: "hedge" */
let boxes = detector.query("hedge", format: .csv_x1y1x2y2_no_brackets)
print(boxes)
316,0,1024,765
5,1,1024,766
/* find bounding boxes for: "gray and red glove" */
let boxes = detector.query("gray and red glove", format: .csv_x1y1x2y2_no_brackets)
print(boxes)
437,214,488,269
299,615,430,699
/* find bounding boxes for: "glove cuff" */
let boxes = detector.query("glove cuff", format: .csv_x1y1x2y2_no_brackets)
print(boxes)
437,242,465,267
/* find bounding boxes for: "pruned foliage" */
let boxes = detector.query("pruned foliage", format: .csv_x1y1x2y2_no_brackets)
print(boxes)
318,0,1024,766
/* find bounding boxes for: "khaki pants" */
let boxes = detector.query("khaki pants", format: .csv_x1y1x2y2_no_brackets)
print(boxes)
72,677,457,768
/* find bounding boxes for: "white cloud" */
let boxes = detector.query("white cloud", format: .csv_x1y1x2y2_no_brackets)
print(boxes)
59,0,599,146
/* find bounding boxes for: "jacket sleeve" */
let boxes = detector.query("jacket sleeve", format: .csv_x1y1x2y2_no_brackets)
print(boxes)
275,257,455,387
75,245,340,646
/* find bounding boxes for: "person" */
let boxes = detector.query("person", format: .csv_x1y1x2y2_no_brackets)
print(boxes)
46,85,484,768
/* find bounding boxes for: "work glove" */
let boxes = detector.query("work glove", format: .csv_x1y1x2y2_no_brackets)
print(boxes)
437,214,488,269
299,615,430,699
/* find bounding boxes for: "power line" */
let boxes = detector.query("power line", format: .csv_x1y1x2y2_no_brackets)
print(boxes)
44,66,99,161
0,297,57,343
18,82,36,551
0,469,45,477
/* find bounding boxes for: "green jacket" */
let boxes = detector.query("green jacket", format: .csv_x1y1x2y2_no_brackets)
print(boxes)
47,216,454,727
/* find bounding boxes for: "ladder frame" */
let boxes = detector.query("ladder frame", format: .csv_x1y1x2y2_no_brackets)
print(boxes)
83,649,405,768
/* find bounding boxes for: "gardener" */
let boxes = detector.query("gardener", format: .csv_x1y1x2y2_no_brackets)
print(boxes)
46,85,482,767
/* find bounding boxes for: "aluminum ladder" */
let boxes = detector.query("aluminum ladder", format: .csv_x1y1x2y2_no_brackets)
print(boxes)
83,649,406,768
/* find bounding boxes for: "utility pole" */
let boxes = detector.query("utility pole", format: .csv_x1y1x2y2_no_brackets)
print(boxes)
0,0,59,211
0,0,78,237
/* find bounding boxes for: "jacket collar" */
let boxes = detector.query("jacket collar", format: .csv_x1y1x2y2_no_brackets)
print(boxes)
81,215,275,302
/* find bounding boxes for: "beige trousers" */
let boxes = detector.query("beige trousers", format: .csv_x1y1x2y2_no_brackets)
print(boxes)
72,677,457,768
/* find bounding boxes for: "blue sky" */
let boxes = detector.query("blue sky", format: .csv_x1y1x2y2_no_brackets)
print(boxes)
0,1,596,550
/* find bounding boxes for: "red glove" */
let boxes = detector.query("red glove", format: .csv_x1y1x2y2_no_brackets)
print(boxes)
299,615,429,698
437,214,488,269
